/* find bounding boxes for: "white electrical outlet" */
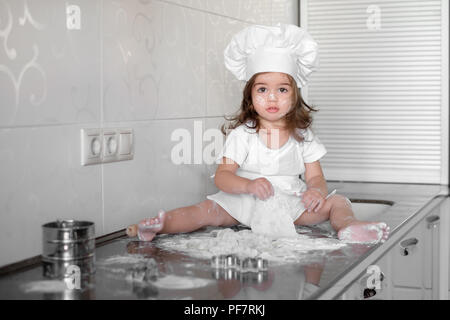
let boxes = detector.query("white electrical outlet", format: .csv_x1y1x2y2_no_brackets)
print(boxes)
81,128,134,166
66,5,81,30
102,129,119,163
81,129,102,165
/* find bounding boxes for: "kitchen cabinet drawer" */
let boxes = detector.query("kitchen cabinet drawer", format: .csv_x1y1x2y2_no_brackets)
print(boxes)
391,217,433,290
339,197,448,300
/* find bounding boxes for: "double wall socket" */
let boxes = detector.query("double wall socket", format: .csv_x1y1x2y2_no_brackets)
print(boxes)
81,128,134,166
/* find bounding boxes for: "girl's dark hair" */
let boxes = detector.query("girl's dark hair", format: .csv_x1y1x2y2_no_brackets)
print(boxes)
220,73,317,142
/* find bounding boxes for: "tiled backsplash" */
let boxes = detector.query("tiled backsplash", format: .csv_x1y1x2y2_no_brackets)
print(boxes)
0,0,297,267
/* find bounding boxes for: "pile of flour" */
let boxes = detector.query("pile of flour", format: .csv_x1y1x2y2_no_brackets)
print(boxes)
157,228,345,264
157,187,346,263
250,187,300,238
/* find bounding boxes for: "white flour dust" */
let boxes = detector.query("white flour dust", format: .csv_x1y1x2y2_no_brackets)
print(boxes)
97,254,213,290
157,228,346,264
97,254,148,266
150,275,213,289
21,280,67,293
250,188,299,238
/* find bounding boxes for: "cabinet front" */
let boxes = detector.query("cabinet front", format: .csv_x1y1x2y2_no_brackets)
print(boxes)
340,197,449,300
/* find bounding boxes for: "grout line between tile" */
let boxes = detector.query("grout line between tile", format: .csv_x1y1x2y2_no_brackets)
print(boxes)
154,0,261,25
204,9,208,197
100,0,105,234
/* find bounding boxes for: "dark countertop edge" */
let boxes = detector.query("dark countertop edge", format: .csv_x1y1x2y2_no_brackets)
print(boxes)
309,194,448,300
0,229,128,278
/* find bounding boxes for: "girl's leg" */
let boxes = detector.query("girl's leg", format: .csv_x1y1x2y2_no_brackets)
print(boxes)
294,194,389,243
325,195,390,242
127,200,239,241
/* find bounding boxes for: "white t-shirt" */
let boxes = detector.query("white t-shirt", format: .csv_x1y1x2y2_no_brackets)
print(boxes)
217,122,327,182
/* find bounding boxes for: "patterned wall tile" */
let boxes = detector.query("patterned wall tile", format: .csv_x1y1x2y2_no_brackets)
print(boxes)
205,14,246,117
205,0,272,24
103,0,206,121
161,0,206,11
0,0,101,127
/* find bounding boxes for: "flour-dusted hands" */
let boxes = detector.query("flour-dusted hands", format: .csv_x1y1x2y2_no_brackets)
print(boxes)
301,188,326,213
246,177,274,200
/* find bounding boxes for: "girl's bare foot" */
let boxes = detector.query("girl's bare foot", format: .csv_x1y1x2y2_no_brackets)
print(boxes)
126,210,166,242
338,221,390,244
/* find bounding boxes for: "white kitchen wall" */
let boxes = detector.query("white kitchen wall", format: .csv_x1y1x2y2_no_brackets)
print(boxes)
0,0,298,267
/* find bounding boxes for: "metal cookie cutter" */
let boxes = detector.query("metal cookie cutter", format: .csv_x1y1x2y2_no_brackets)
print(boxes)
211,254,240,269
210,254,269,284
240,257,268,273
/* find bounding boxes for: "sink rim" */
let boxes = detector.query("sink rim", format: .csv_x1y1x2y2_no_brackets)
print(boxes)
349,198,394,206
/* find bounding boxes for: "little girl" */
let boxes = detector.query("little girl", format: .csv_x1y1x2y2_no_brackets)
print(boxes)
127,24,390,243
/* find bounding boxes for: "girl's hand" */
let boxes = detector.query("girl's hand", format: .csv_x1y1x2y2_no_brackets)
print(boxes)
301,188,325,213
246,178,274,200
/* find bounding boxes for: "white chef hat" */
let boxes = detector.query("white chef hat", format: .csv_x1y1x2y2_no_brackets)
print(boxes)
224,23,319,88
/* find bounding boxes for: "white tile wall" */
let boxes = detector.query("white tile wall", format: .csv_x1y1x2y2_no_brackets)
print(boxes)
205,0,273,24
102,119,207,234
0,0,101,127
0,0,298,267
205,117,225,195
0,124,103,265
206,15,247,117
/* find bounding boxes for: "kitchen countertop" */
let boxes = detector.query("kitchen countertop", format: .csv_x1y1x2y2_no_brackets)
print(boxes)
0,181,448,300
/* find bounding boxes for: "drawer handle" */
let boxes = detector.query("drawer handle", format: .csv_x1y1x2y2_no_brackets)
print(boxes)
426,215,440,229
399,238,418,256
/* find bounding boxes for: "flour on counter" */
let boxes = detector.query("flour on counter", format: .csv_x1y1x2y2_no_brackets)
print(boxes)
97,254,213,290
156,228,346,264
21,280,67,293
97,254,148,266
150,275,213,289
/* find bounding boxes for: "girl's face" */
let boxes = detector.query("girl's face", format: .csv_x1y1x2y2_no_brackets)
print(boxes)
251,72,294,125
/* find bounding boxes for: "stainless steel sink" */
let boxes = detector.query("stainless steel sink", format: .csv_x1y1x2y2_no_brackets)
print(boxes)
349,199,394,221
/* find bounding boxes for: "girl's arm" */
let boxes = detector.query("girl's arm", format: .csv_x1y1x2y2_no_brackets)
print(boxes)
301,161,329,212
304,160,328,196
214,157,274,199
214,157,250,194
